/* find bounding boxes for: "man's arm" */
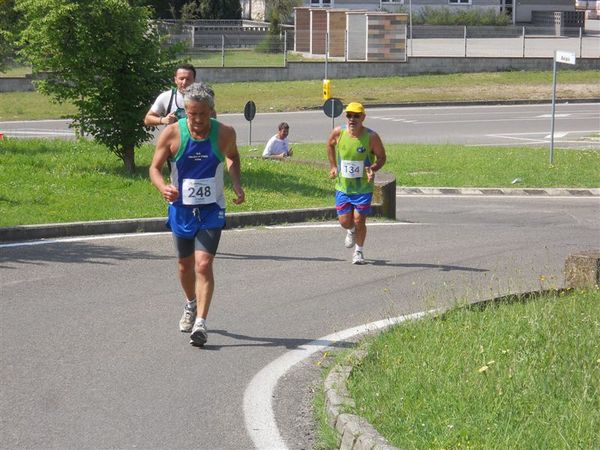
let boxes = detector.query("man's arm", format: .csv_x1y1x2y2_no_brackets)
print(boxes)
149,125,179,202
366,131,387,182
219,124,245,205
326,127,341,179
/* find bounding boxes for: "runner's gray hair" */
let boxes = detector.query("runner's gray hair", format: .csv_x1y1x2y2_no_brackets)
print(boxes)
183,82,215,109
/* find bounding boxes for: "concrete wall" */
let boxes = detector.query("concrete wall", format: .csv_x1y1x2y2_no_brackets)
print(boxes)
516,0,576,23
366,13,407,61
347,13,367,60
3,57,598,91
328,9,348,57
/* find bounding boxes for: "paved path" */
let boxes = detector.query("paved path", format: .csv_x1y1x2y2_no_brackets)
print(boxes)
2,194,599,449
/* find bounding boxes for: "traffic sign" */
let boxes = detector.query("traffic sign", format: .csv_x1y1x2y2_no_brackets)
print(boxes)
323,98,343,118
244,100,256,121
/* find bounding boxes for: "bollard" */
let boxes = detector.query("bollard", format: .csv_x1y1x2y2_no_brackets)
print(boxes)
564,250,600,289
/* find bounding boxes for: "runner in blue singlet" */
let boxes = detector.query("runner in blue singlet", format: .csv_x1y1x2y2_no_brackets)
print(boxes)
149,82,245,347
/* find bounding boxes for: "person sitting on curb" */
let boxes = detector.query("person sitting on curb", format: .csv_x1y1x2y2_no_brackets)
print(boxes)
262,122,293,159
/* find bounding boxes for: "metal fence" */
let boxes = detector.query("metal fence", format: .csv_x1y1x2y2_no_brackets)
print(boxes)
158,23,600,67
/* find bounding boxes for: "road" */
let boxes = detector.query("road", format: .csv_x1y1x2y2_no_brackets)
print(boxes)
1,102,599,148
2,194,599,449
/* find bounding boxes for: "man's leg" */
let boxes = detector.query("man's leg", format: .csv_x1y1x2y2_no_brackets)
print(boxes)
353,210,367,247
194,250,215,320
177,254,196,301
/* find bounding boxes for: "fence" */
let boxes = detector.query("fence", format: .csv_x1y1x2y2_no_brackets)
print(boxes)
150,20,600,67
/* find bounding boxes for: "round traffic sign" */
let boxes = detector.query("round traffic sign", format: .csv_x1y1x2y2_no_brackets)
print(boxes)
244,100,256,121
323,98,343,118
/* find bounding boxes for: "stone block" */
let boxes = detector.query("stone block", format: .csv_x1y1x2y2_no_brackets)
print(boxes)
564,250,600,289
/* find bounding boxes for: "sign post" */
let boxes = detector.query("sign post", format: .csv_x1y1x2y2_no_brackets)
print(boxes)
243,100,257,145
550,50,576,165
322,98,343,129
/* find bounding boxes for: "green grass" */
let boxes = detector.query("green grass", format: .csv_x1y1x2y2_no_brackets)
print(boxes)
1,70,599,120
243,143,600,188
0,139,333,226
337,289,600,449
1,139,598,227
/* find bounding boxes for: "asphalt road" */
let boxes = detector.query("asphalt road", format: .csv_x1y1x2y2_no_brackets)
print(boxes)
2,194,599,449
1,102,599,148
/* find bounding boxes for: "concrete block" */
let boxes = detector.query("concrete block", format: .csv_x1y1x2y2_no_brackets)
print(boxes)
564,250,600,289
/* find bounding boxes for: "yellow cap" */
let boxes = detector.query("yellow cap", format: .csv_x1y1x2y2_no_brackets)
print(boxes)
345,102,365,114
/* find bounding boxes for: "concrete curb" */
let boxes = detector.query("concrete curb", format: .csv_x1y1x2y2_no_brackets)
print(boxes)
325,346,399,450
396,187,600,196
0,172,397,242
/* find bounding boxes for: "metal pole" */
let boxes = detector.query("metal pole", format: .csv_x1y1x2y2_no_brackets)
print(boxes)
221,35,225,67
284,30,287,67
249,120,252,146
579,27,583,58
331,102,334,130
325,32,328,79
550,55,557,165
409,0,413,57
464,26,467,57
522,26,526,58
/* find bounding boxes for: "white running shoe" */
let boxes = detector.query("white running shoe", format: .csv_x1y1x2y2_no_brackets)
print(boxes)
344,230,355,248
352,250,366,265
179,301,197,332
190,321,208,347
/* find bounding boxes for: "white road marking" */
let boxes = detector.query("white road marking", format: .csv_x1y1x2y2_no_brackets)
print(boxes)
243,311,432,450
265,222,414,230
537,113,571,118
544,132,568,139
0,232,169,248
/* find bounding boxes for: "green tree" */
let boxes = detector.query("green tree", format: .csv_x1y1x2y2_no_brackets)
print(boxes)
0,0,22,71
257,0,297,53
17,0,180,173
180,0,241,20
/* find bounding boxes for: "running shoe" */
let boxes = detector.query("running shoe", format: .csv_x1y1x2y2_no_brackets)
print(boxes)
190,321,208,347
179,301,197,333
352,250,366,265
344,229,355,248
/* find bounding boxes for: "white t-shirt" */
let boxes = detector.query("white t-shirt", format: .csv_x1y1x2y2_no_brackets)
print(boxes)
262,135,290,157
150,89,185,116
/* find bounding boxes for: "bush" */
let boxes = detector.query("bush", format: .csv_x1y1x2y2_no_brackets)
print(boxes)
414,6,511,26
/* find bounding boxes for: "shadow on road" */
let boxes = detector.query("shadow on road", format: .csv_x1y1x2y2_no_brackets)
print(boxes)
0,241,171,269
196,329,355,351
218,252,343,263
370,259,489,272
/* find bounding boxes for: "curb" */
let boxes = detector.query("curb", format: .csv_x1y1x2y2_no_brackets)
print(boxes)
325,346,399,450
396,187,600,196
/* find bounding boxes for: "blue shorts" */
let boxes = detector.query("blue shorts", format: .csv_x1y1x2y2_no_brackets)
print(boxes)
166,203,226,240
335,191,373,216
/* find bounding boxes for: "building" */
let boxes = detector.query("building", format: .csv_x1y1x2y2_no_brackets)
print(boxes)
242,0,578,25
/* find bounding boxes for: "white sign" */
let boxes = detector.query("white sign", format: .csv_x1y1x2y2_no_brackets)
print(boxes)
555,50,576,65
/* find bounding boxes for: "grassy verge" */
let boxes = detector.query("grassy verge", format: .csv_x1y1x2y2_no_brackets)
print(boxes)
1,139,598,227
1,70,599,121
329,289,600,449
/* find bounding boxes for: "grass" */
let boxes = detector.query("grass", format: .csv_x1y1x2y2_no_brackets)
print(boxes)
330,289,600,449
1,70,599,121
1,139,598,227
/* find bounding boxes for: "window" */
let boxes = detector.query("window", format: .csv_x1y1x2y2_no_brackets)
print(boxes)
381,0,404,3
449,0,471,4
311,0,332,5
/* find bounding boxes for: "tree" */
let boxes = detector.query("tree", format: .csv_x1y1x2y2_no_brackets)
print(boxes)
17,0,180,173
180,0,241,20
0,0,22,71
257,0,297,53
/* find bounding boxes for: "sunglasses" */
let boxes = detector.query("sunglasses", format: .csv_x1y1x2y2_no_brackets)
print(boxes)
346,113,361,119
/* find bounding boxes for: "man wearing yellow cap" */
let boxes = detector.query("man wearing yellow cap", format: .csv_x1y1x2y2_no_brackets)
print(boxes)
326,102,387,264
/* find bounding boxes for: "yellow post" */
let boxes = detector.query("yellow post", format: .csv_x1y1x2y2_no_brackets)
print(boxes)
322,79,331,100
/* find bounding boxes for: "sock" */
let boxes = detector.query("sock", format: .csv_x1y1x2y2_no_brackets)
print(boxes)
185,298,196,310
355,245,363,252
348,226,356,234
195,317,206,327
